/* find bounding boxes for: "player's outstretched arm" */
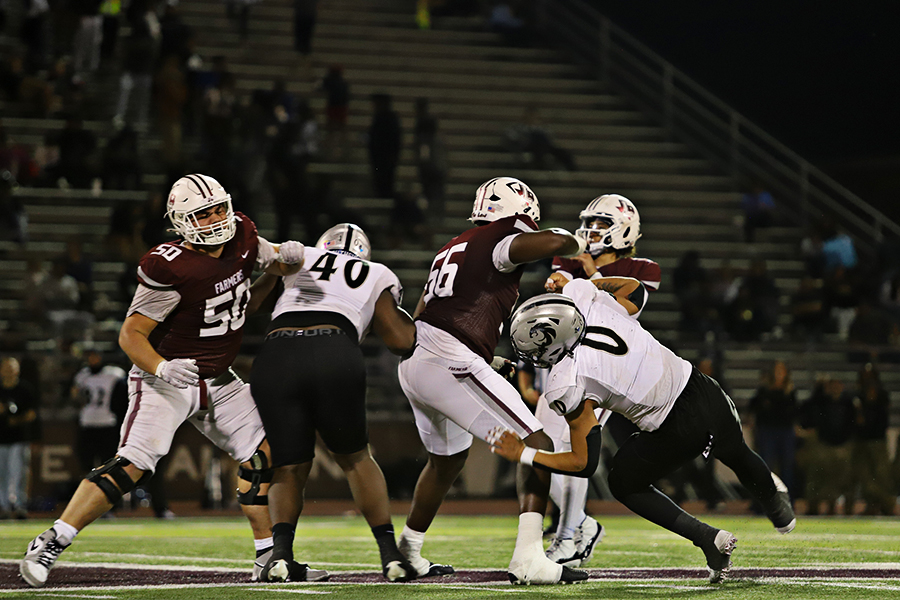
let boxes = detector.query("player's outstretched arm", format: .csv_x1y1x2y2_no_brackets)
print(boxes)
489,399,601,477
372,288,417,355
265,241,305,276
508,228,586,265
247,273,279,315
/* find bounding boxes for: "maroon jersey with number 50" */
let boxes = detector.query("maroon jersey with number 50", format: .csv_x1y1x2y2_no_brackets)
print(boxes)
418,215,538,362
133,213,259,379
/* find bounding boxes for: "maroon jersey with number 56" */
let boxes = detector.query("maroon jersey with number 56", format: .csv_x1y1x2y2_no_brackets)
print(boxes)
133,212,259,379
417,215,538,362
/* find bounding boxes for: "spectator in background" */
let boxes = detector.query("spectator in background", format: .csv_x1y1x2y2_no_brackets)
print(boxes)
25,258,95,343
489,1,529,46
789,276,829,343
740,181,776,242
267,101,320,241
0,356,40,520
72,0,103,75
672,250,715,338
0,169,27,245
99,0,122,63
505,106,576,171
368,93,401,198
825,265,858,341
848,301,896,363
820,219,858,274
748,360,798,497
114,17,156,130
798,377,855,515
158,3,192,65
413,98,447,219
21,0,51,72
318,65,350,160
154,54,187,178
101,122,142,190
70,351,126,479
851,365,895,515
294,0,318,54
724,259,780,342
64,239,94,312
53,115,98,189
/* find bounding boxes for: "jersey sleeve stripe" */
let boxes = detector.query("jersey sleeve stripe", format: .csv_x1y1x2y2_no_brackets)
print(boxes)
514,219,537,233
137,266,174,290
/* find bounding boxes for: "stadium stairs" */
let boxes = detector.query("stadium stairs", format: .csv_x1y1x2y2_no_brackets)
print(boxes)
1,0,897,418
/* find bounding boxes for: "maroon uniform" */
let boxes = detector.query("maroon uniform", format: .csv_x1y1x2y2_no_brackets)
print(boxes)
552,256,661,291
418,215,538,362
132,212,259,379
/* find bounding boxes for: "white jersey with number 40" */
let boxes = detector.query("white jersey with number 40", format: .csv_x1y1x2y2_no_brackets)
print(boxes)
272,247,403,342
543,278,692,432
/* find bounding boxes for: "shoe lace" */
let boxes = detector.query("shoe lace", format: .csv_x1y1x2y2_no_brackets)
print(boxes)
37,540,66,569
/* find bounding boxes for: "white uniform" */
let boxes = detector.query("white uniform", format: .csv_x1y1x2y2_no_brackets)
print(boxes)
73,365,126,428
544,279,691,431
272,247,402,340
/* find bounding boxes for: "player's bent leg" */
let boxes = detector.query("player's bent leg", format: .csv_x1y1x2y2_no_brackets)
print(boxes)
333,447,415,582
236,443,279,581
399,450,466,578
21,458,145,587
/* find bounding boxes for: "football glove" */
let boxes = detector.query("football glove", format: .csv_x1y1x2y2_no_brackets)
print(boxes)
155,359,200,389
277,241,305,265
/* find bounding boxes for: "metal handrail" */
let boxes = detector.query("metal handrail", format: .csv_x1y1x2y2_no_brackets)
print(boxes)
536,0,900,252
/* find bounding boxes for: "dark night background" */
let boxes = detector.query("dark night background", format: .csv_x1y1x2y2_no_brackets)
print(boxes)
590,1,900,225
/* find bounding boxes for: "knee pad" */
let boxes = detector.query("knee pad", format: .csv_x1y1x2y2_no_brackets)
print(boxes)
86,456,144,505
237,449,273,506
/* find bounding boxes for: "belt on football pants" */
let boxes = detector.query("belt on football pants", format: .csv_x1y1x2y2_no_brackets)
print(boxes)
266,326,346,340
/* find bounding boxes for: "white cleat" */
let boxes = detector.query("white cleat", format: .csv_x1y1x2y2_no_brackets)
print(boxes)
573,517,604,566
545,537,580,567
706,530,737,584
266,559,290,582
20,528,70,588
509,548,567,585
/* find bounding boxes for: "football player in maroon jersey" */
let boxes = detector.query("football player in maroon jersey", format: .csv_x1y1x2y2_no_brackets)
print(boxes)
538,193,660,567
21,174,323,588
395,177,590,585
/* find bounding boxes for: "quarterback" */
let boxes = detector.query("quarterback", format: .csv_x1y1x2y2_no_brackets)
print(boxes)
21,174,315,587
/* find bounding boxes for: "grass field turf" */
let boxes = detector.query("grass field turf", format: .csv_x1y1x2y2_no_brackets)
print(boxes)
2,514,900,599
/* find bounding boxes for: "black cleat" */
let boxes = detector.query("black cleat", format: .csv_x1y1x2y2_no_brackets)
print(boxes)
765,491,796,534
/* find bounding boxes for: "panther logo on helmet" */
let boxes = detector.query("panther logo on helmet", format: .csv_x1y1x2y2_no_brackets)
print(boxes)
510,294,585,368
576,194,641,257
166,174,236,246
470,177,541,224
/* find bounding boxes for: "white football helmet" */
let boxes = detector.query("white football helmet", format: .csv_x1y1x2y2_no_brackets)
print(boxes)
316,223,371,260
576,194,641,256
470,177,540,224
166,174,236,245
510,294,585,368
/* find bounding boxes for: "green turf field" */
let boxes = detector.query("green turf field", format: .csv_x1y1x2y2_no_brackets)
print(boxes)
2,514,900,599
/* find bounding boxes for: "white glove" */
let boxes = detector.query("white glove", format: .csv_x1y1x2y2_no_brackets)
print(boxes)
277,241,305,265
490,356,515,378
155,359,199,389
547,228,587,258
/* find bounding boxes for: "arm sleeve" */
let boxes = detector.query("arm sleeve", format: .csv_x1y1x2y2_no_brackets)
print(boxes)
256,236,278,271
492,233,522,273
533,424,603,478
126,284,181,321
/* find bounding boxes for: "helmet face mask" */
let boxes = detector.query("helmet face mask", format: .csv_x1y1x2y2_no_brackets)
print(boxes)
166,174,236,246
576,194,641,257
316,223,371,260
470,177,540,224
510,294,586,368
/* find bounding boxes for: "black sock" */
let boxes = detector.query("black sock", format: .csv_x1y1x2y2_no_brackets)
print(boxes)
271,522,296,559
673,513,718,547
372,524,401,562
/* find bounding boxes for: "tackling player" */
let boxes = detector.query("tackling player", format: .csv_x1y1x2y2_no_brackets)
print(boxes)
396,177,589,585
20,174,318,587
539,194,660,567
248,223,418,583
491,277,796,583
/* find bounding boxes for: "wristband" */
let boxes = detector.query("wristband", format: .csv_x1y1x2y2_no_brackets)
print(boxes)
519,447,537,467
589,272,604,281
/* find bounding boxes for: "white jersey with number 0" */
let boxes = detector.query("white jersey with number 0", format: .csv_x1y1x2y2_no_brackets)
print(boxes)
272,247,403,342
543,279,691,432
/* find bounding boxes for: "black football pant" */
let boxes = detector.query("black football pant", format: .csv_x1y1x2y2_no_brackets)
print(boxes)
607,368,778,544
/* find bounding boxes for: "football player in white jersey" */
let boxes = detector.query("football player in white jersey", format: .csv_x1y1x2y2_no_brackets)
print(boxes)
249,224,418,583
491,276,796,583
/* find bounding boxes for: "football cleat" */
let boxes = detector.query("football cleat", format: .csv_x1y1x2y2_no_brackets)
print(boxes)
20,528,70,588
262,558,329,583
398,534,454,579
545,537,579,567
703,530,737,584
764,491,796,534
509,546,585,585
573,517,604,566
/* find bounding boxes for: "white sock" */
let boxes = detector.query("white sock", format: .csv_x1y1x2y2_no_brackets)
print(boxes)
399,525,426,554
53,519,79,546
255,537,273,552
515,512,544,551
555,475,588,540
